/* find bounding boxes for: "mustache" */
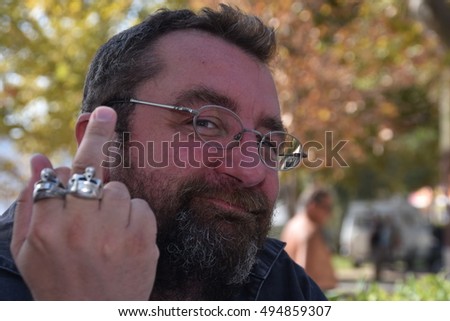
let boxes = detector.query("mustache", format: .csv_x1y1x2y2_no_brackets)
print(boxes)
177,176,271,216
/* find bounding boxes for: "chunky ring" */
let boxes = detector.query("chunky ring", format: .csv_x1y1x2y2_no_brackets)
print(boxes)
67,167,103,200
33,168,66,202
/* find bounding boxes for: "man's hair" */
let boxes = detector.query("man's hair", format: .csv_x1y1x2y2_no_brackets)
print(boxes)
82,4,276,134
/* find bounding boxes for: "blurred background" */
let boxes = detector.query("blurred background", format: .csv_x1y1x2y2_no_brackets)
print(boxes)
1,0,450,299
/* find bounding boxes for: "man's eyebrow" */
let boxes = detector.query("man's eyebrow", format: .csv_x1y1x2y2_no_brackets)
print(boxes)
175,85,285,132
259,116,285,133
174,86,238,112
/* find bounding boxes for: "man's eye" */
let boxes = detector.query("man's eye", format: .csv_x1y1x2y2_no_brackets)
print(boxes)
194,117,228,138
196,118,219,129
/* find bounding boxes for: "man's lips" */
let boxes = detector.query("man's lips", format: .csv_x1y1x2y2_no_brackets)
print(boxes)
196,196,260,217
204,197,246,212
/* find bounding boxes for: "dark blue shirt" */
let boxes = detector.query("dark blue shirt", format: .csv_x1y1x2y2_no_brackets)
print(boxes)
0,203,326,301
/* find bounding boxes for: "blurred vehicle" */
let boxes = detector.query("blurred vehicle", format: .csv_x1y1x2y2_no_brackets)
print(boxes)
340,196,434,269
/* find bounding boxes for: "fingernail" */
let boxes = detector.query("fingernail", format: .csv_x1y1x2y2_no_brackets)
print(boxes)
93,107,115,122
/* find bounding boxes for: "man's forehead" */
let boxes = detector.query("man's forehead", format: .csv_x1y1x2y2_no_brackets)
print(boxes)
152,29,275,84
155,29,247,59
138,30,282,127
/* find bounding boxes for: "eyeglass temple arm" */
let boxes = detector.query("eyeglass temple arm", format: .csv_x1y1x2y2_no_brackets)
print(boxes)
129,98,196,114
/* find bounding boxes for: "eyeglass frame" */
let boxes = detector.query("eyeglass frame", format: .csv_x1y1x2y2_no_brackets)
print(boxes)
107,98,305,170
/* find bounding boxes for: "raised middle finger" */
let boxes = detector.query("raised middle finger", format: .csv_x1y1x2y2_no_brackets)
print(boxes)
71,106,117,180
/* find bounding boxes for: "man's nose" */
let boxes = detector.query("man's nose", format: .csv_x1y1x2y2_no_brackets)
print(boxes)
213,132,267,187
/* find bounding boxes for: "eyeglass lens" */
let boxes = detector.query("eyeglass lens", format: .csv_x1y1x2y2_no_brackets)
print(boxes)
260,132,302,170
193,106,302,170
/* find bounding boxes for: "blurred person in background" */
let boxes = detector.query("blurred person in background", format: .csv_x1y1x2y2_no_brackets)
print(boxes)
281,188,338,291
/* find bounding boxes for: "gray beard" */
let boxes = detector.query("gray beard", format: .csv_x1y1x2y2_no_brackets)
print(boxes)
166,210,259,286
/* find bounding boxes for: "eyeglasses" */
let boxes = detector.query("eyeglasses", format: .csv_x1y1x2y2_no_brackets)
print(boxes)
113,98,305,171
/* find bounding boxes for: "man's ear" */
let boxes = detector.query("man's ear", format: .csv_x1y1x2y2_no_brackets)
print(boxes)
75,113,92,146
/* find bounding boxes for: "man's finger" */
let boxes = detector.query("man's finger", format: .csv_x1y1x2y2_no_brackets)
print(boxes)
11,154,53,257
71,106,117,180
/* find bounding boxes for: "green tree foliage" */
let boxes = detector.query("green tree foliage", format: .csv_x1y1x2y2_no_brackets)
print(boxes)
2,0,126,155
271,0,444,199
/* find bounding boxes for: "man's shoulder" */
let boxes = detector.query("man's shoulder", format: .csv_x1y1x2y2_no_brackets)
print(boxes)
238,238,327,301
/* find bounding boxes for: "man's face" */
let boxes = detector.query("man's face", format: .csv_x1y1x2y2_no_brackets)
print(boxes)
110,30,281,294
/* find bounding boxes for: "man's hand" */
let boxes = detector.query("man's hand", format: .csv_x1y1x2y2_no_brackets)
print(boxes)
11,107,159,300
